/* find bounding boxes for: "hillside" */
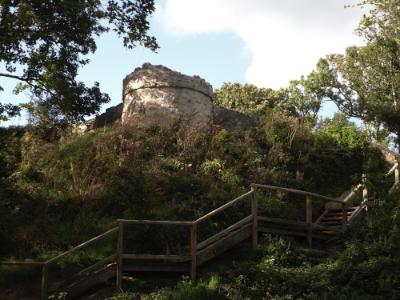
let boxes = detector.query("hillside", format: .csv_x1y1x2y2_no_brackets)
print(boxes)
1,107,399,299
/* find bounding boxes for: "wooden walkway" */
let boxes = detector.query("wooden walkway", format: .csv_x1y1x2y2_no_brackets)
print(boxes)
2,159,399,299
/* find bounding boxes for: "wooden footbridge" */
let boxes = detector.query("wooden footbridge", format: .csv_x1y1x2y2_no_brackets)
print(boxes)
2,160,399,299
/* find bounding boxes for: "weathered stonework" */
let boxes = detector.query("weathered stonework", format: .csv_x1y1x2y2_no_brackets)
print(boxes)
122,63,213,127
82,63,255,132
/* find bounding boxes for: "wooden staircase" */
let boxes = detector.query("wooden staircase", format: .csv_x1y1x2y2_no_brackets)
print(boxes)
2,160,399,299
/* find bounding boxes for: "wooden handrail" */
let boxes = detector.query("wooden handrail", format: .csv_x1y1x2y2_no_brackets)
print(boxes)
386,162,399,177
193,189,254,225
117,219,194,226
45,226,118,265
342,184,363,203
373,143,400,158
250,184,343,203
0,261,45,266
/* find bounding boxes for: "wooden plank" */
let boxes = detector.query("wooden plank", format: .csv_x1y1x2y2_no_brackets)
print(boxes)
0,261,45,266
385,162,398,177
62,264,116,300
258,226,334,240
123,264,189,273
342,203,347,230
194,190,254,224
197,215,252,251
315,210,328,225
197,224,251,266
252,190,258,250
312,223,342,233
121,254,191,262
117,219,193,226
258,226,307,237
319,220,345,225
321,214,354,220
342,184,363,203
76,254,117,278
46,227,118,265
251,184,341,203
306,195,313,247
362,174,368,206
325,207,358,213
348,205,365,227
257,216,308,228
190,223,197,280
348,205,364,225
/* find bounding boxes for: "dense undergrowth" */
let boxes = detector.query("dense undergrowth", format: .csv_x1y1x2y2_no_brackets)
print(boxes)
0,111,379,258
0,110,394,298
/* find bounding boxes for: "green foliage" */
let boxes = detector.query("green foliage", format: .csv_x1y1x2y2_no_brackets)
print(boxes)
0,0,157,124
213,83,284,116
106,293,135,300
0,110,376,258
315,114,369,150
0,112,394,298
213,78,324,124
151,276,224,300
285,71,324,122
314,0,400,146
0,103,20,122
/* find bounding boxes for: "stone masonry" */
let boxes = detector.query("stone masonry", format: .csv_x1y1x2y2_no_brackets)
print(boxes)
85,63,255,131
122,63,213,127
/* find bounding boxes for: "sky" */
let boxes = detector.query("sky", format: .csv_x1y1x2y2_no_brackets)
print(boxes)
1,0,366,126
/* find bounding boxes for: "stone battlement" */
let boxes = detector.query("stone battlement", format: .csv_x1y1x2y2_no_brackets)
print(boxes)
123,63,213,97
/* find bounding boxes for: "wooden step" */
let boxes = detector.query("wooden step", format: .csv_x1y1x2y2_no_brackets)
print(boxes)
319,217,346,222
327,207,359,213
197,223,252,266
123,263,189,273
258,226,337,239
56,264,116,299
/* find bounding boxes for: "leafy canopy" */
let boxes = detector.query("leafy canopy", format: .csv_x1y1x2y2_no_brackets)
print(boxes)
213,83,285,116
0,0,158,123
213,79,323,123
315,0,400,144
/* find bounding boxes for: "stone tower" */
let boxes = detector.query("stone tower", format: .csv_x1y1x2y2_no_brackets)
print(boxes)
122,63,213,127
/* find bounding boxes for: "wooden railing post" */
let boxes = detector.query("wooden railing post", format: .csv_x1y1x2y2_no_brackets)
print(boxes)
116,221,124,291
41,263,48,300
251,187,258,250
190,223,197,281
362,174,368,209
306,195,312,247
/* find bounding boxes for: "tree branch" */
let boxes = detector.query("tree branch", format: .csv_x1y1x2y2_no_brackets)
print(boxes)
0,72,30,82
0,72,55,96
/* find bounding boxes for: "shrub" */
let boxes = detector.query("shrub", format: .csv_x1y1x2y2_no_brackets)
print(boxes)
152,276,224,300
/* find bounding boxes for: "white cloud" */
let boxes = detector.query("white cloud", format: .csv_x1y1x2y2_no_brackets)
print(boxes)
156,0,366,89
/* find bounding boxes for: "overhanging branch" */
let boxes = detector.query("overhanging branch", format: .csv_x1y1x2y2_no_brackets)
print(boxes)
0,72,55,96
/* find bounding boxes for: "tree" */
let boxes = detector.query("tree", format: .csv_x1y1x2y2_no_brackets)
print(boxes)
285,70,324,122
316,0,400,147
0,0,158,124
213,83,285,116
